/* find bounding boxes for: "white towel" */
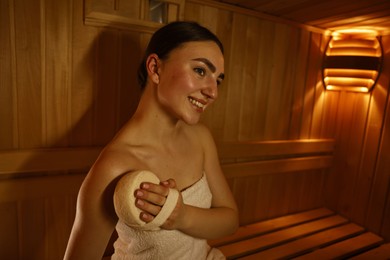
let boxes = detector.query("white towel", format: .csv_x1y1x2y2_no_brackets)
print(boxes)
111,173,226,260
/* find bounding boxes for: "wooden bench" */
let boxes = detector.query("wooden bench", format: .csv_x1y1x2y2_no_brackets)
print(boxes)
218,139,335,225
209,208,390,259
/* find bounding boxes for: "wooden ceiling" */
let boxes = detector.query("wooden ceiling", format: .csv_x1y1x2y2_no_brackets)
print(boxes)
213,0,390,35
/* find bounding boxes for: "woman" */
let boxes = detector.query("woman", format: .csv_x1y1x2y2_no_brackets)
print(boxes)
64,21,239,259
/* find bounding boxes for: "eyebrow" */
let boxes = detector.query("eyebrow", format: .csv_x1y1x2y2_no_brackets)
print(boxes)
192,58,225,80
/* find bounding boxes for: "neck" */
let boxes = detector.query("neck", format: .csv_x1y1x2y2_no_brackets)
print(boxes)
126,84,183,142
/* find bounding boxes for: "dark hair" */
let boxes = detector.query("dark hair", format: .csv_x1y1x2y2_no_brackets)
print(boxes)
137,21,224,88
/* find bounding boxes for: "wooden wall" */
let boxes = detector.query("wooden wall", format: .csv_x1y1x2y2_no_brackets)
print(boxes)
0,0,389,258
323,35,390,242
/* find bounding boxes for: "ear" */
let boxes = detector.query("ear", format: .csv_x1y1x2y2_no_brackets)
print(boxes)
146,54,160,84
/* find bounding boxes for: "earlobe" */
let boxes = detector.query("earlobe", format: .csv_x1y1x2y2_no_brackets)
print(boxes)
146,54,160,84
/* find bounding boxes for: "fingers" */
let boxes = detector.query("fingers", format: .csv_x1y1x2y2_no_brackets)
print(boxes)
161,178,177,189
135,182,170,222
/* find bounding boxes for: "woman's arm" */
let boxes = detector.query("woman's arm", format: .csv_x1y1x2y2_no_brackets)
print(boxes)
176,125,239,239
64,153,120,260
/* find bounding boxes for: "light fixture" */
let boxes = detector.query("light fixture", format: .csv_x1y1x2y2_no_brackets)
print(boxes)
322,29,383,92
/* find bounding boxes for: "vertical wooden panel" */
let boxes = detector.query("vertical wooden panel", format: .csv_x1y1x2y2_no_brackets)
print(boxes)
320,91,340,138
324,92,357,214
0,202,19,258
365,35,390,236
289,30,311,139
252,20,275,140
93,29,120,145
263,23,293,140
223,13,247,140
19,200,46,259
309,35,329,138
69,0,98,146
46,196,77,259
116,32,143,128
238,17,262,140
44,0,72,147
300,33,322,138
14,0,42,148
0,0,15,149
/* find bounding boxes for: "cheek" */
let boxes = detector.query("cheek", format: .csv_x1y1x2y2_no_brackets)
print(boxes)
168,71,196,93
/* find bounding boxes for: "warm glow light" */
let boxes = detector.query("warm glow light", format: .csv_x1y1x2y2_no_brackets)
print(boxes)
326,85,369,93
324,69,378,79
324,76,374,86
327,47,380,57
323,29,382,93
332,28,378,38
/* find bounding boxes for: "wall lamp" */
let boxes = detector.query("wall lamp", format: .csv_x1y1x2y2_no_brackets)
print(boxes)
322,29,383,93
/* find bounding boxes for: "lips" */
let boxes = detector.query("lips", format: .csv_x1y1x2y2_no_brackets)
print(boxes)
188,97,205,110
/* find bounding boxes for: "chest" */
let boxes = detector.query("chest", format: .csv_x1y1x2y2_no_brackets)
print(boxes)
134,140,204,190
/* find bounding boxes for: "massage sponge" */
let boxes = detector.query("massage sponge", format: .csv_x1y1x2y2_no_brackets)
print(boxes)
113,170,179,231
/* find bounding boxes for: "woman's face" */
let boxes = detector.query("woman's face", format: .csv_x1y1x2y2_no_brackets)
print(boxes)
155,41,225,125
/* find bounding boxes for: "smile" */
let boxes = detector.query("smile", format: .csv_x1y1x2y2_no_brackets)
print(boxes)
188,97,205,109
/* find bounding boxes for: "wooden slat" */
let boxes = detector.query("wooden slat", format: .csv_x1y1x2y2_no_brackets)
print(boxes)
0,140,334,175
350,243,390,259
241,223,364,259
209,207,334,247
295,232,384,260
218,139,335,159
0,174,85,203
222,156,333,178
218,215,348,259
0,147,102,174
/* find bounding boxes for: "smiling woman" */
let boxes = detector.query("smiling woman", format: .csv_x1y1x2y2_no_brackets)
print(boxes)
64,21,238,260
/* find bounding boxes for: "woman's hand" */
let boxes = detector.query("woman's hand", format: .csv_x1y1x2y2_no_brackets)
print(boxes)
134,179,185,230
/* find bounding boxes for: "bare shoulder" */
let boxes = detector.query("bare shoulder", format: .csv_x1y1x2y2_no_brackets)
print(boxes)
78,142,140,220
185,123,215,144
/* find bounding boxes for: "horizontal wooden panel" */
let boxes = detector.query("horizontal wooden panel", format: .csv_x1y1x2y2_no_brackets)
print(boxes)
0,174,85,203
218,215,348,258
209,207,334,247
0,139,334,175
222,156,333,178
295,232,384,259
0,147,102,174
218,139,335,159
244,223,365,259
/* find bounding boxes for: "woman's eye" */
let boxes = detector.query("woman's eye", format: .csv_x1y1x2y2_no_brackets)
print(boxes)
194,67,206,76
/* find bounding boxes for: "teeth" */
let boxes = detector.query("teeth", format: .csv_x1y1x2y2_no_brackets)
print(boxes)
189,97,204,108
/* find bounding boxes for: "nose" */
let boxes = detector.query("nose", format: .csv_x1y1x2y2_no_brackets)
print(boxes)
201,79,218,100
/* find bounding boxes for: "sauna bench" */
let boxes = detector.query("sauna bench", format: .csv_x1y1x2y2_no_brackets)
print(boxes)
208,207,390,259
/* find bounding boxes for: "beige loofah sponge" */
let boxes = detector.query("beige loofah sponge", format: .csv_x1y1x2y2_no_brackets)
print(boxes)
113,170,179,231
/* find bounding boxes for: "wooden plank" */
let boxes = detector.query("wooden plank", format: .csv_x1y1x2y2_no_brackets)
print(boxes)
69,0,97,146
241,223,364,259
217,139,335,159
0,147,102,174
295,232,384,260
350,243,390,259
0,0,15,149
208,207,334,247
14,0,42,149
217,215,347,259
0,174,85,203
0,202,19,258
19,199,46,259
186,0,326,34
44,0,72,146
222,156,333,179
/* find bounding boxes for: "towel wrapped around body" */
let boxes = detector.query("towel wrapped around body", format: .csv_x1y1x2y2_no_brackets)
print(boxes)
111,173,225,260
